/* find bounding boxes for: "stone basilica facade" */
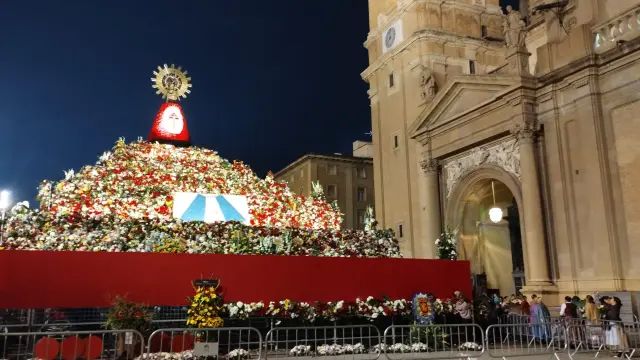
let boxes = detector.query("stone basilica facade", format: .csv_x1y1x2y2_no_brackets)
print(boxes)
362,0,640,304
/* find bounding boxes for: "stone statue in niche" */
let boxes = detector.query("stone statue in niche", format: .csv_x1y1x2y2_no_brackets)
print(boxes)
419,68,437,100
503,5,526,48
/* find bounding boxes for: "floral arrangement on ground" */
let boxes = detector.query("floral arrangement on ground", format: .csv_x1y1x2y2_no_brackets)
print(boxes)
211,295,460,323
134,340,483,360
0,139,400,258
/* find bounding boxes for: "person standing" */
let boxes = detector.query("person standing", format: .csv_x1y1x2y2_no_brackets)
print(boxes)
584,295,599,325
530,295,551,340
604,296,628,356
520,295,530,316
454,291,472,324
560,296,578,319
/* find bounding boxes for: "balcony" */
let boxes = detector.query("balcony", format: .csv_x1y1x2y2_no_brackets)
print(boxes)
593,5,640,53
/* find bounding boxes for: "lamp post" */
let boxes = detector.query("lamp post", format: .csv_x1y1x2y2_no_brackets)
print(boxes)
0,190,10,243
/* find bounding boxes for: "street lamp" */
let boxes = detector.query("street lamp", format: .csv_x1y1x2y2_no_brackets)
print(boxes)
0,190,10,242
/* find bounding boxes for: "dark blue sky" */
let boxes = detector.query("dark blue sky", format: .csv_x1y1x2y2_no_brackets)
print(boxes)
0,1,374,203
0,1,516,204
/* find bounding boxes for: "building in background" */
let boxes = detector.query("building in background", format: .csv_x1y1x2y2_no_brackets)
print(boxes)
275,141,374,229
362,0,640,304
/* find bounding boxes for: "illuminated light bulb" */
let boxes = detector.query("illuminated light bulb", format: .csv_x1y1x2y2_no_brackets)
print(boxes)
489,207,503,223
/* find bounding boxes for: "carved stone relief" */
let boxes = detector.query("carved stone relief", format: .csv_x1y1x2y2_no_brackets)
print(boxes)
443,138,521,197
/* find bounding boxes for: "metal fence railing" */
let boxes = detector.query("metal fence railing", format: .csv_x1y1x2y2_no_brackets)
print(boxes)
485,323,567,359
264,325,381,359
566,321,640,360
146,327,262,359
382,324,484,360
0,329,144,360
5,315,640,359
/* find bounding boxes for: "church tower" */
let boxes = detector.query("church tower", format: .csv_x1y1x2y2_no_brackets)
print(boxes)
361,0,506,257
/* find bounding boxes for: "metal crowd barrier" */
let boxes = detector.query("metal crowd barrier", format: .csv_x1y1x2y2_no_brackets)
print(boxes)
382,324,484,360
0,329,144,360
264,324,381,359
485,323,567,359
567,321,640,360
146,327,262,359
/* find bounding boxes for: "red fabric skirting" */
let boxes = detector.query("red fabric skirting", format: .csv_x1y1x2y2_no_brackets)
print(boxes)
0,250,471,308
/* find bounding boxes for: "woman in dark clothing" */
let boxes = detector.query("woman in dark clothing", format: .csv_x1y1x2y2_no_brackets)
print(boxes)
604,297,628,355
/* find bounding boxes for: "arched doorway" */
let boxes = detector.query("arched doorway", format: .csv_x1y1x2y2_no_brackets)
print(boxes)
446,167,526,298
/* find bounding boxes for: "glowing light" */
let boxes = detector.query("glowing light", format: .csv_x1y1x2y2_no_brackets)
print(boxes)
0,190,10,211
489,207,503,223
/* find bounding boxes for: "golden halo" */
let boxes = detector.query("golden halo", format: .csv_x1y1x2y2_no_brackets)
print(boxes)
151,64,192,101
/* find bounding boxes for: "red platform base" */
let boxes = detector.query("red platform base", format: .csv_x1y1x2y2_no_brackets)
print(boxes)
0,251,471,308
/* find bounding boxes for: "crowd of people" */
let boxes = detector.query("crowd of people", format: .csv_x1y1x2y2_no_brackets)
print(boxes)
465,293,632,355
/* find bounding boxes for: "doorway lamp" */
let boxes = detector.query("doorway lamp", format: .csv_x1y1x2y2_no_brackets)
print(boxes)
488,181,503,223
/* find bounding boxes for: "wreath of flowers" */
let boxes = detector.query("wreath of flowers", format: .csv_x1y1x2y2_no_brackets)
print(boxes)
412,293,435,325
105,296,152,333
186,281,224,328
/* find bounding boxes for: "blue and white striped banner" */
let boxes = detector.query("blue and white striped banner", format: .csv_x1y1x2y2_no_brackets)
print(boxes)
172,192,251,225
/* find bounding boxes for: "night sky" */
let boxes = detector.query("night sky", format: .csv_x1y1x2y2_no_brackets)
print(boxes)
0,1,517,204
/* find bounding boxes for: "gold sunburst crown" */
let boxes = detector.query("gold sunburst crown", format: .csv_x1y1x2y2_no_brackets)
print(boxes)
151,64,192,101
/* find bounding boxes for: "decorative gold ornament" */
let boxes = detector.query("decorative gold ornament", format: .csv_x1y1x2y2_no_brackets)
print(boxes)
151,64,192,101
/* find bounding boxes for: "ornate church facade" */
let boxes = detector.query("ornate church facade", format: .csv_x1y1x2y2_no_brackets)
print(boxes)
362,0,640,303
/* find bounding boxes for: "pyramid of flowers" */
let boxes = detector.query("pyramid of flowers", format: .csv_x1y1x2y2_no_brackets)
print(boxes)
2,138,400,257
40,138,342,230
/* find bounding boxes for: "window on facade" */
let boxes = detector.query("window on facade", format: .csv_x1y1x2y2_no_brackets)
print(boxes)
393,135,399,149
327,184,337,197
397,223,404,238
469,60,476,74
357,168,367,179
328,164,337,175
481,25,487,38
389,73,395,88
357,187,366,202
357,209,366,229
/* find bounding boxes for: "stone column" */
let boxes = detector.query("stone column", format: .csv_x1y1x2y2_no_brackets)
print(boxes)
516,129,551,285
420,158,442,256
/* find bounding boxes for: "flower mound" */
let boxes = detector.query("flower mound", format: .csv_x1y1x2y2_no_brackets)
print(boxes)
40,139,341,229
1,139,401,258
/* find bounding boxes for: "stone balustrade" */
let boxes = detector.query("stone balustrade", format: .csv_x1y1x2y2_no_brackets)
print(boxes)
593,5,640,53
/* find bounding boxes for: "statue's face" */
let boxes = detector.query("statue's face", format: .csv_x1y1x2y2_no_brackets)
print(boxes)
158,104,184,135
506,5,513,12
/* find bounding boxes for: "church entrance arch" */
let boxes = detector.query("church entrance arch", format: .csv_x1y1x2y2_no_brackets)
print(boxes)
445,166,526,298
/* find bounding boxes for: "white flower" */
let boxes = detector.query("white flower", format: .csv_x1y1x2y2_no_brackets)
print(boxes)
459,342,482,351
227,348,249,359
316,344,345,355
411,342,428,352
389,343,412,353
289,345,311,356
99,151,112,163
64,169,75,180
